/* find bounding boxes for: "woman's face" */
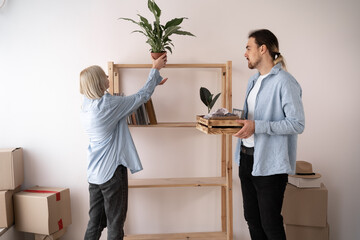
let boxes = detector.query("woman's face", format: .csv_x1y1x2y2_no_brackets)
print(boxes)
101,72,110,91
105,76,110,90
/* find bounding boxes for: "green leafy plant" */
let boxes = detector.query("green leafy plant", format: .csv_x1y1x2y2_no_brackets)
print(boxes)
200,87,221,113
119,0,195,54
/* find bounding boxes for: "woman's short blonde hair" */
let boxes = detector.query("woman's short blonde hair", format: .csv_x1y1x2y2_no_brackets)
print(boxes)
80,65,108,99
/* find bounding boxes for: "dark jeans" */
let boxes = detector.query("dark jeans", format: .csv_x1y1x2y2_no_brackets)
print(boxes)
239,151,288,240
84,165,128,240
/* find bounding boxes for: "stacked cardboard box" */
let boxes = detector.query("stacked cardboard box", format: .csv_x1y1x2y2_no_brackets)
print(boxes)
14,186,72,238
1,148,72,239
282,183,329,240
0,148,23,228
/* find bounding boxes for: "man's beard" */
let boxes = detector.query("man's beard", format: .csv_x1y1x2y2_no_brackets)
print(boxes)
248,58,259,69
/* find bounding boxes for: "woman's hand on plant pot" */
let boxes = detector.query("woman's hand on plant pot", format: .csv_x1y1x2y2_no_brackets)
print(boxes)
152,53,167,70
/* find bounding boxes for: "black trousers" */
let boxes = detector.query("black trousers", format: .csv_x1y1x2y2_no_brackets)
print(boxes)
239,151,288,240
84,165,128,240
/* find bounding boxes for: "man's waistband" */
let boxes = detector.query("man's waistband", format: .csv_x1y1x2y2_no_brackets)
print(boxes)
241,145,254,155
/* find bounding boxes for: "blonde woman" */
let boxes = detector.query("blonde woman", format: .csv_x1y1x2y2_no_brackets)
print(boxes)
80,55,167,240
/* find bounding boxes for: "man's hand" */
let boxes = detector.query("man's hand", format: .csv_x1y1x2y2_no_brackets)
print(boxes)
233,119,255,138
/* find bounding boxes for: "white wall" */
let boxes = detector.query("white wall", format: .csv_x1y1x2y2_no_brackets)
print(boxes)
1,0,359,239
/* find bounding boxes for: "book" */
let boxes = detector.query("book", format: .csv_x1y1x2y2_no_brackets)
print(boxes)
288,176,322,188
145,98,157,125
131,112,137,125
141,103,149,125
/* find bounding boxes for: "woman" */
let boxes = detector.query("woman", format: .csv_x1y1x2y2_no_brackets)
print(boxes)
79,55,167,240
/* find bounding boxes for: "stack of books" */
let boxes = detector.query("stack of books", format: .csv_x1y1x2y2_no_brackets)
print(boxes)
127,98,157,125
114,93,157,125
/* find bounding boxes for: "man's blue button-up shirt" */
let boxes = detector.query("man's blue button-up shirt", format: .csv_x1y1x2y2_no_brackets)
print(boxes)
235,63,305,176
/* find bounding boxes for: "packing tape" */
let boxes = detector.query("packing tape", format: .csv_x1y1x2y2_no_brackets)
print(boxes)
58,218,63,230
24,190,61,201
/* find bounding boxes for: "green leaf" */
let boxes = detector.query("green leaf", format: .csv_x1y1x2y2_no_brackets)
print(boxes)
165,46,173,53
209,93,221,111
148,0,154,13
148,0,161,20
137,14,153,35
137,14,150,25
164,18,185,29
173,30,195,37
131,30,148,37
164,26,181,39
118,17,139,25
152,0,161,18
200,87,211,106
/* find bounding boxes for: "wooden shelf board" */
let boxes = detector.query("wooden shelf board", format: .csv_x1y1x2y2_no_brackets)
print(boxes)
114,63,227,69
129,177,226,188
129,122,196,128
124,231,227,240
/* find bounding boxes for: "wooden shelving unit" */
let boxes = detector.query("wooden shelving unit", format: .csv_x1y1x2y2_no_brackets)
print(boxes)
107,61,233,240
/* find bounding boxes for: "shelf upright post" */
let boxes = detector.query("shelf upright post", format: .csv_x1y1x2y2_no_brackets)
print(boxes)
226,61,233,240
221,66,227,232
108,62,114,95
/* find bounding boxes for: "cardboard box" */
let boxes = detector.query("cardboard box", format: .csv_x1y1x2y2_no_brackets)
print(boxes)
285,223,329,240
0,187,21,228
34,227,67,240
282,183,328,227
288,176,322,188
14,186,71,235
0,148,23,190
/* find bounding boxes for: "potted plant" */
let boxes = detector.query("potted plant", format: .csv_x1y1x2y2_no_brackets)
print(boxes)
119,0,195,59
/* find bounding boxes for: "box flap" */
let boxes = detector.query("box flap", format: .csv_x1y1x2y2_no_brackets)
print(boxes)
0,191,13,228
0,148,21,153
0,148,23,190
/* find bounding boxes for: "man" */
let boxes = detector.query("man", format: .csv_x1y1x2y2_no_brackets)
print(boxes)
234,29,305,240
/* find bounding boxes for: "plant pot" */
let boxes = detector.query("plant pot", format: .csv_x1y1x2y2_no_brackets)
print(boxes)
151,51,166,60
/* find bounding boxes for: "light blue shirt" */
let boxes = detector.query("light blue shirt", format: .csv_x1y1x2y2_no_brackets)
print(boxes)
81,69,163,184
235,63,305,176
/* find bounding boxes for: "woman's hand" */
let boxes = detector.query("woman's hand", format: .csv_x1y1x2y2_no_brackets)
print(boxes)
152,53,167,70
159,78,168,85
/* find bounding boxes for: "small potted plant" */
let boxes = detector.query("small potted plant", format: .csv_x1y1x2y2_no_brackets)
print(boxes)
197,87,241,134
119,0,195,59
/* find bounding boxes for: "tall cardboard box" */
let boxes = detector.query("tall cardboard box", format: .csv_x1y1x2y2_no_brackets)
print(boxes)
282,183,328,227
14,186,71,235
0,188,21,228
285,223,329,240
0,148,23,190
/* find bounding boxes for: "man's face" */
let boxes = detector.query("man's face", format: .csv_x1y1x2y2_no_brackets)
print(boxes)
244,37,261,70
